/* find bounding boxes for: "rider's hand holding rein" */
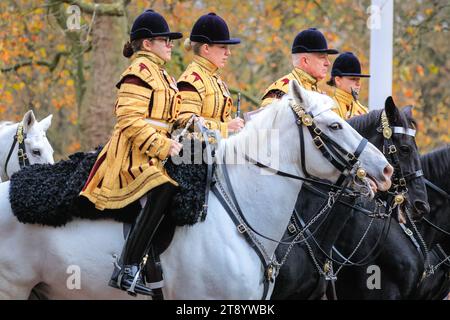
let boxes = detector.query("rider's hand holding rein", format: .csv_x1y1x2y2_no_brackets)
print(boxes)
168,139,183,156
227,117,244,133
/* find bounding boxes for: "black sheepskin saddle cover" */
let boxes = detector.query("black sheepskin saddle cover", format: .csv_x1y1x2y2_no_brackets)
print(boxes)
9,139,214,228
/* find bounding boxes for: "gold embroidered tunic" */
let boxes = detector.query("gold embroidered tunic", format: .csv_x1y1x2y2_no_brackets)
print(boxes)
80,51,180,210
261,68,322,107
331,87,368,119
176,55,233,138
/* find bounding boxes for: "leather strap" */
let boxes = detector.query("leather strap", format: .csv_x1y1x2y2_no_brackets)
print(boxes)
425,178,450,201
3,123,29,180
211,183,272,300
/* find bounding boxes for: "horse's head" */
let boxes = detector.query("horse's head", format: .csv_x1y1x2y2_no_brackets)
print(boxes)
383,98,429,218
287,80,392,194
22,110,55,165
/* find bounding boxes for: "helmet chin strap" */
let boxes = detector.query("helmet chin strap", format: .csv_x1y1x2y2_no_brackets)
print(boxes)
351,87,359,100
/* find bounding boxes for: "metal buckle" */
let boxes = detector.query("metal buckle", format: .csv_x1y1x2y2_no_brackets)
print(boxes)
347,152,356,161
237,224,247,233
313,136,324,149
287,223,297,234
313,127,322,135
388,145,397,154
399,178,407,187
404,228,413,237
18,148,27,160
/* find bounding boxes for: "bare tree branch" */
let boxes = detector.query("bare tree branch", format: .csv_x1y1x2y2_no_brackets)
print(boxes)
1,51,70,73
57,0,128,16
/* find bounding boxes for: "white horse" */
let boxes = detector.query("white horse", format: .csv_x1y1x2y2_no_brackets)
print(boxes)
0,110,54,181
0,80,393,299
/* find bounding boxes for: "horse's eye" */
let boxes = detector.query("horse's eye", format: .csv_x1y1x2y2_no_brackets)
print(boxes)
32,149,41,156
400,145,411,154
328,122,342,130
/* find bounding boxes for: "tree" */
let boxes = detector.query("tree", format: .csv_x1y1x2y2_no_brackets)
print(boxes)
1,0,448,158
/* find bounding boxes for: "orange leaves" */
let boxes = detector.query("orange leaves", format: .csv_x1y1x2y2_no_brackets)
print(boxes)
416,65,424,77
51,98,63,111
404,89,414,98
67,141,81,154
0,0,447,156
1,49,11,63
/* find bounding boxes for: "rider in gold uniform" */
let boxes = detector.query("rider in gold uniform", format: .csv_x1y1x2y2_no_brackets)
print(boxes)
80,9,183,296
261,28,338,107
176,13,244,138
327,52,370,119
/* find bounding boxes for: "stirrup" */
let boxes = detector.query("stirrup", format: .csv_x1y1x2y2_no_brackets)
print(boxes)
127,268,142,296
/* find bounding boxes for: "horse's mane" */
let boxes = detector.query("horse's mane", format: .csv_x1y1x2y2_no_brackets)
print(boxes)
0,121,14,129
347,109,383,134
421,145,450,192
222,95,294,161
397,106,417,129
221,89,339,168
402,105,417,129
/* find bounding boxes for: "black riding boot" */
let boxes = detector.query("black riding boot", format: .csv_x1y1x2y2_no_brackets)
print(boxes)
108,183,177,296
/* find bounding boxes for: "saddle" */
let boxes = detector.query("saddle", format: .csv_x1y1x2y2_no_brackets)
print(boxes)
9,138,215,228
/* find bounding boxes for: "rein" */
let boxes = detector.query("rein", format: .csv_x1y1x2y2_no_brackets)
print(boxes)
424,178,450,201
414,178,450,278
211,98,370,298
297,111,425,279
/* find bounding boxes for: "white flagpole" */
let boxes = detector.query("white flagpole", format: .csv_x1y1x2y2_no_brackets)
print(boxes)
369,0,394,110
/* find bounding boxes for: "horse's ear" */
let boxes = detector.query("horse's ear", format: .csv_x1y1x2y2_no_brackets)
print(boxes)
402,105,418,129
289,79,304,104
384,96,398,123
22,110,36,134
39,114,53,132
403,105,414,119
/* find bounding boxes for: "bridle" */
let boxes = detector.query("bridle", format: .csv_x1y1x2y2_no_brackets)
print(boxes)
220,98,371,244
211,97,371,298
379,111,423,205
292,101,368,186
291,110,427,293
2,123,30,180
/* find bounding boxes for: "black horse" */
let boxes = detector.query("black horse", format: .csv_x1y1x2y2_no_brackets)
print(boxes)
331,146,448,299
271,97,428,299
410,146,450,299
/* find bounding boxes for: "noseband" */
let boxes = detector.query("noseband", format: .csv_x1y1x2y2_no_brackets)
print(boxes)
292,100,368,186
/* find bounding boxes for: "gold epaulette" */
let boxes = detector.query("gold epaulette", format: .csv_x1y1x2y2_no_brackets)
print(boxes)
261,74,293,99
118,56,158,87
178,64,206,97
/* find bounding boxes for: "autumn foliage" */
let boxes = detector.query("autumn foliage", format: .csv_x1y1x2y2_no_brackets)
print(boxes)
1,0,448,159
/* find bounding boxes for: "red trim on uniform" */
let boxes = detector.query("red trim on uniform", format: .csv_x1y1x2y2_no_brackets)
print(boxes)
82,152,107,191
139,63,151,73
191,72,202,83
281,78,290,86
127,145,136,180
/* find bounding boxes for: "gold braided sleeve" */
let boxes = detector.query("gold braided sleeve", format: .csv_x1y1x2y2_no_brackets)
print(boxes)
115,83,171,160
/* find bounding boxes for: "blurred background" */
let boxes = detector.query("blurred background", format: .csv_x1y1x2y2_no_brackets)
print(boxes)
0,0,449,160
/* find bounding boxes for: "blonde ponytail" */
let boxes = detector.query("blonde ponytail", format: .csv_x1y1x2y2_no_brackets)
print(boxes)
184,38,193,51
